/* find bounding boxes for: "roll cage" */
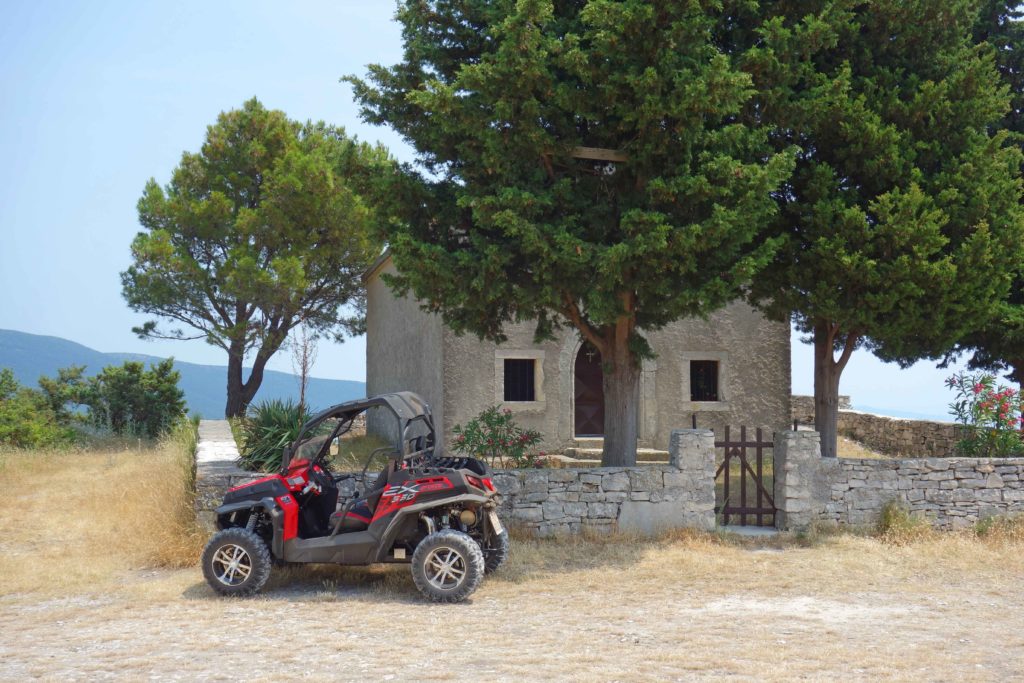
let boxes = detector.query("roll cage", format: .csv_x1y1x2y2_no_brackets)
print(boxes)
281,391,439,474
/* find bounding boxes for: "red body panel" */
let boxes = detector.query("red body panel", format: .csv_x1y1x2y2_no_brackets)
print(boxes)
371,476,454,522
276,494,299,540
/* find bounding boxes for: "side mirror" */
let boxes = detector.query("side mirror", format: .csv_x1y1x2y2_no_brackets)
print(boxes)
281,446,291,470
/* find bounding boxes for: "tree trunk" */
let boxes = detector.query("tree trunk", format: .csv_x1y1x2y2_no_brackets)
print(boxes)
241,352,272,409
601,321,640,467
813,320,857,459
225,342,246,418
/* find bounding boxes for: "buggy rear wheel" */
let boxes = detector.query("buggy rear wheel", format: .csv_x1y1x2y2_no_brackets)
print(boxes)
482,531,510,574
411,529,485,603
201,528,272,596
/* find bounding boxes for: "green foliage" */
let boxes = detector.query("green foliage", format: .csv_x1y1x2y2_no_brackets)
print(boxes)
37,365,87,423
348,1,795,465
452,406,545,469
81,359,187,438
946,371,1023,457
947,3,1024,385
722,1,1024,456
238,398,312,471
0,369,78,448
121,98,393,416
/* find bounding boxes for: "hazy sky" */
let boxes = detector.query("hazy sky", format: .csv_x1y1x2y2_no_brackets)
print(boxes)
0,1,972,420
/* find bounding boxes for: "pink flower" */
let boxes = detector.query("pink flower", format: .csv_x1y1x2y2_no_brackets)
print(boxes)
974,383,984,394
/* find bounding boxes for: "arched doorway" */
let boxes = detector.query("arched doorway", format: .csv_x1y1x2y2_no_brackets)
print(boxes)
574,341,604,436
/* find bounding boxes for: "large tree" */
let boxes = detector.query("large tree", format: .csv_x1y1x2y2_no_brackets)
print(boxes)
122,98,391,417
945,2,1024,387
348,0,794,465
734,0,1024,456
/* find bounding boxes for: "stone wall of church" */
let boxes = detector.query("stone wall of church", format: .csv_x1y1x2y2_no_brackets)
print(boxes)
440,300,791,452
365,258,446,442
366,256,791,453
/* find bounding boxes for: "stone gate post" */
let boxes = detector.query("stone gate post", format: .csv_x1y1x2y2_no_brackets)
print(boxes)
774,430,822,530
667,429,716,530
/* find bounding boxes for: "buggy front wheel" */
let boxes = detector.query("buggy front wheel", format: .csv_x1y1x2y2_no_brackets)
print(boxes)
411,529,485,603
201,528,272,596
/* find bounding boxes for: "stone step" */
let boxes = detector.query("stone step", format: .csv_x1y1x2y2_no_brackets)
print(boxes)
562,447,669,461
547,454,669,468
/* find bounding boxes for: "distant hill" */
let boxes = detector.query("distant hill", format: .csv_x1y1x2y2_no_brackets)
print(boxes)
0,329,366,418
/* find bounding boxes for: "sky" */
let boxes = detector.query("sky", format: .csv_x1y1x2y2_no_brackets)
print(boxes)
0,1,973,421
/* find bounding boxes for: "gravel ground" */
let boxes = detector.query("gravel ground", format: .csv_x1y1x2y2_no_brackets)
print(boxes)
2,533,1022,682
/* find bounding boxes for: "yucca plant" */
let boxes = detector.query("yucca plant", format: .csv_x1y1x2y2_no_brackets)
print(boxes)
238,399,312,472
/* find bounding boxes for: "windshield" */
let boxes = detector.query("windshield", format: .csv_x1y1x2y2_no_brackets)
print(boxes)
291,417,349,464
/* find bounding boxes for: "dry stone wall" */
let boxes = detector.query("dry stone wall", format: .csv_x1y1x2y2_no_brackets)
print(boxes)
774,429,1024,530
194,421,717,536
491,430,716,536
790,395,960,457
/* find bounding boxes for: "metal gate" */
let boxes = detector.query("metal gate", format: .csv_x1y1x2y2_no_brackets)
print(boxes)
714,426,776,527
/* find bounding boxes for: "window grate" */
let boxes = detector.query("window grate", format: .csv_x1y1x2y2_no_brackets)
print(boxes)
690,360,719,402
504,359,536,402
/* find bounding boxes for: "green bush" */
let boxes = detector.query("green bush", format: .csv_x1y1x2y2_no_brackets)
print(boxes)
0,369,77,448
451,406,545,469
81,359,186,438
239,399,313,471
946,371,1024,457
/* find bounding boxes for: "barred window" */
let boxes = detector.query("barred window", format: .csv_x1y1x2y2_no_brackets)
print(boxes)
690,360,719,402
503,359,536,401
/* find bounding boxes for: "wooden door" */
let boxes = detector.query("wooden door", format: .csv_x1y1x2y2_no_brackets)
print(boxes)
574,342,604,436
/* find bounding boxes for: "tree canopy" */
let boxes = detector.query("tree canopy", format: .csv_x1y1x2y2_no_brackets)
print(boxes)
946,1,1024,385
348,0,795,465
723,0,1024,456
122,98,392,416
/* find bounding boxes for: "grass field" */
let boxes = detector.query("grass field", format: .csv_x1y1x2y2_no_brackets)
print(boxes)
1,437,1023,680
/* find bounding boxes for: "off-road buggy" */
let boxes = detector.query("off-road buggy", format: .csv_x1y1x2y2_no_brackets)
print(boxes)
201,392,509,602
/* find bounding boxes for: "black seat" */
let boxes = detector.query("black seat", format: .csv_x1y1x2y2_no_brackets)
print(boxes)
329,461,396,533
330,498,373,532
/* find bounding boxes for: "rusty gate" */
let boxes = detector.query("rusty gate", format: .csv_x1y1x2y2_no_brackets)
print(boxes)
714,426,776,527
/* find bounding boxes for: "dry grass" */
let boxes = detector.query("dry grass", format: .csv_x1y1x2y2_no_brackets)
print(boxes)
2,439,1024,680
837,435,887,458
0,422,204,595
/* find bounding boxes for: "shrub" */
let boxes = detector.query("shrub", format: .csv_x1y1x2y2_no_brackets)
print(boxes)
451,406,545,469
877,500,933,545
0,369,77,448
80,359,186,438
239,398,313,471
37,365,87,424
974,514,1024,544
946,371,1023,457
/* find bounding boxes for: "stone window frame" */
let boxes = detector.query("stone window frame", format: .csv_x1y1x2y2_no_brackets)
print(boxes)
680,351,731,412
494,349,546,410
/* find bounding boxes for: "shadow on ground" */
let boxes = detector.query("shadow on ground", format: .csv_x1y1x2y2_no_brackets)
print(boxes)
181,525,851,603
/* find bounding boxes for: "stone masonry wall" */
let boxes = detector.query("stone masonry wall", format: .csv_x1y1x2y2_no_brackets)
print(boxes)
835,411,960,458
790,394,851,425
791,394,960,457
774,429,1024,530
195,421,716,537
492,429,716,536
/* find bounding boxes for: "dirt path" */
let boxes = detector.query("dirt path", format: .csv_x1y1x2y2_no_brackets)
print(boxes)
3,534,1022,682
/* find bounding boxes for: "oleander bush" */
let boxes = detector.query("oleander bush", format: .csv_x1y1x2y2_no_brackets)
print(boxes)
946,371,1024,458
452,406,546,469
